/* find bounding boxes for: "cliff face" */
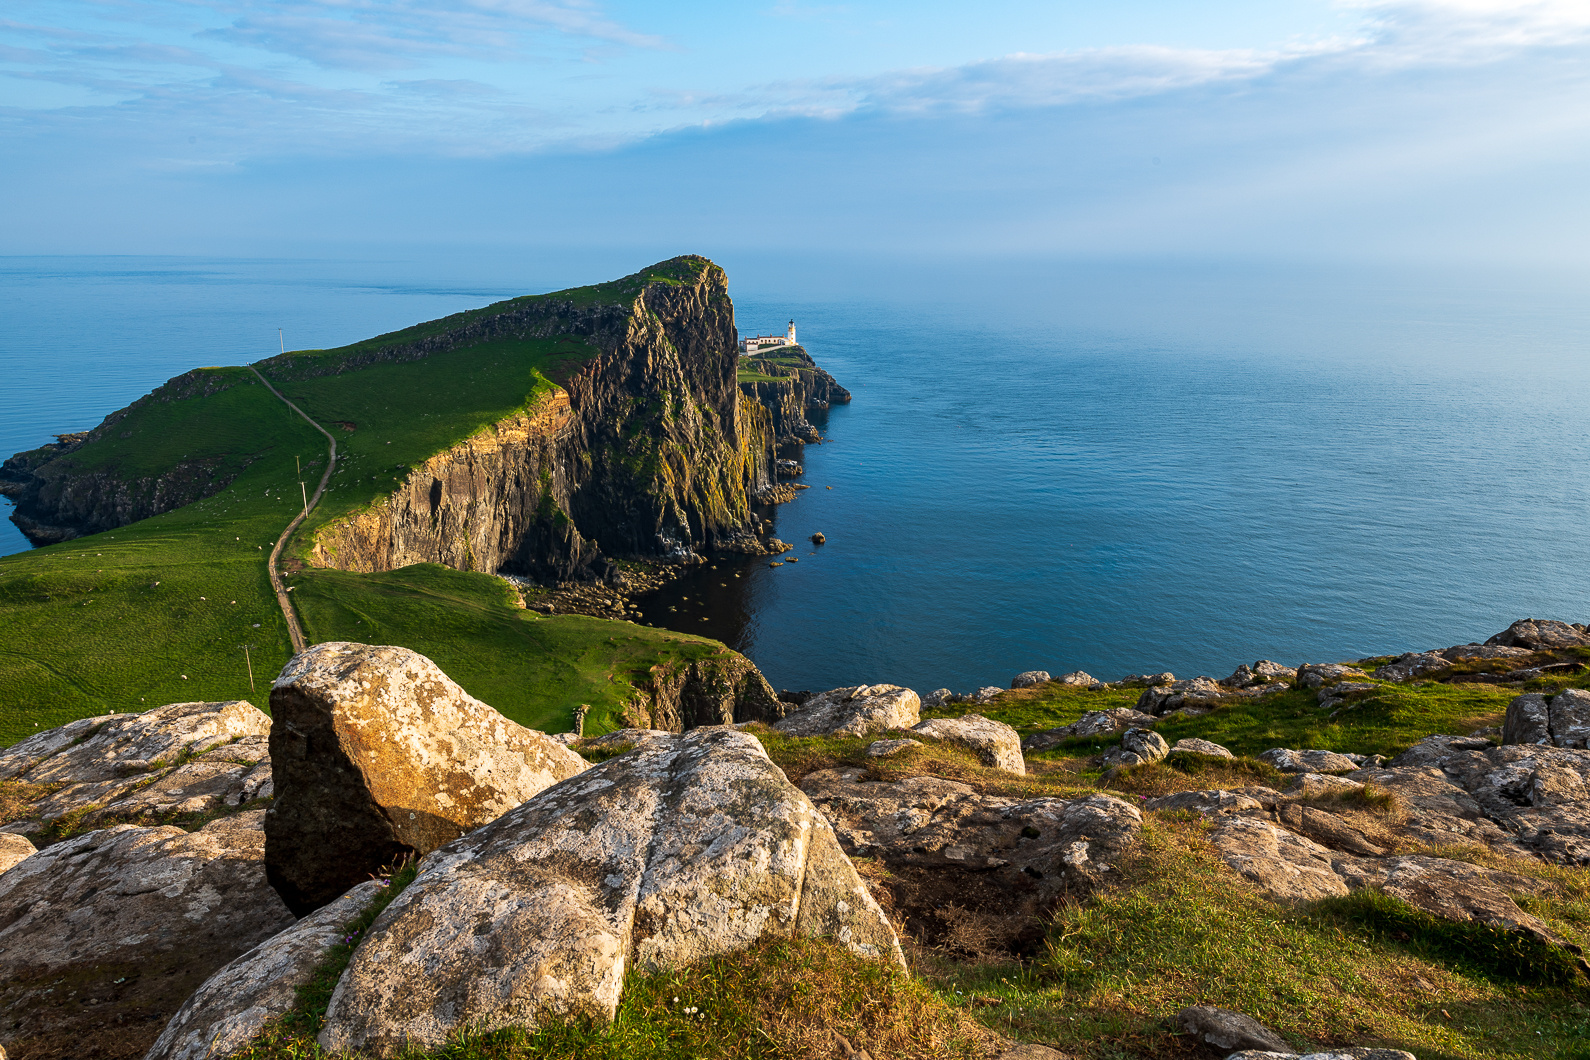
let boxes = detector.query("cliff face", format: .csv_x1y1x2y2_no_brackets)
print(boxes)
738,345,852,446
308,256,794,580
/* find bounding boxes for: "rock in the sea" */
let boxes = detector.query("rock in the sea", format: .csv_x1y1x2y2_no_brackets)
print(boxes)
0,834,35,875
801,768,1141,952
265,642,589,915
1171,737,1235,758
0,701,274,833
867,738,923,758
1056,671,1097,687
1102,728,1171,768
1372,652,1450,682
1504,689,1590,748
911,714,1025,774
319,728,901,1057
1486,618,1590,651
1023,709,1159,752
1296,663,1370,689
0,820,294,1060
145,879,384,1060
1259,748,1364,773
772,683,921,738
1011,670,1050,689
1175,1005,1291,1053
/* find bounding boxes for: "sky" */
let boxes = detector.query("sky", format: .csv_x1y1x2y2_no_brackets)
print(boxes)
3,1,1590,271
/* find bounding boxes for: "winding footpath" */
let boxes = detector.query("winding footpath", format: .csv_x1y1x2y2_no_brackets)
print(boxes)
249,367,337,653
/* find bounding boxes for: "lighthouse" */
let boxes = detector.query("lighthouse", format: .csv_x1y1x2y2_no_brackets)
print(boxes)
786,320,797,345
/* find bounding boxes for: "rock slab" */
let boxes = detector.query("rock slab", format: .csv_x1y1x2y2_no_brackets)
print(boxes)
319,727,902,1058
772,684,921,738
911,714,1025,773
265,642,589,915
1175,1005,1291,1053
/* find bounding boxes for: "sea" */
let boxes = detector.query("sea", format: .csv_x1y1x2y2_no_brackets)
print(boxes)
4,255,1589,695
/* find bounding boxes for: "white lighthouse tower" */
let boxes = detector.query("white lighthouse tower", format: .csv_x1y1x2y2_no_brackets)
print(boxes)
786,320,797,345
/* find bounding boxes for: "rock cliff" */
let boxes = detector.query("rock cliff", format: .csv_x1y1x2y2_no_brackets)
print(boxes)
738,344,851,446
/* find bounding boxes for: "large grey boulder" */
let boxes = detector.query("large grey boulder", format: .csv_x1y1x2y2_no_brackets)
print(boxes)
1136,677,1227,715
911,714,1024,773
800,768,1141,951
1504,689,1590,748
318,728,901,1057
145,879,384,1060
1486,618,1590,650
1056,670,1098,687
1372,652,1451,682
771,683,921,737
0,819,294,1060
1011,670,1050,689
1296,663,1370,689
1171,737,1235,758
1175,1005,1291,1053
0,702,274,835
1023,708,1158,752
265,642,589,915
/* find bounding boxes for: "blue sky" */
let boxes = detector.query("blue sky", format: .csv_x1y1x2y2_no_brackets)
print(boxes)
3,1,1589,269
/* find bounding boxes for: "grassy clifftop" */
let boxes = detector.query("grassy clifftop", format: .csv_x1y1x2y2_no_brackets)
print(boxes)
0,258,744,744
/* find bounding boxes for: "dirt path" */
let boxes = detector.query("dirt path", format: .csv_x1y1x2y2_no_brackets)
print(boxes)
250,367,337,653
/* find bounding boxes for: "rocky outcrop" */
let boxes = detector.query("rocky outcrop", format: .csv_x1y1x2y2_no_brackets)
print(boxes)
800,768,1141,953
1259,748,1367,774
318,728,901,1057
1503,689,1590,748
1023,709,1158,752
624,650,786,731
0,819,294,1060
1011,671,1050,688
1486,618,1590,651
1102,728,1170,768
265,643,589,914
911,714,1025,774
0,701,274,836
773,684,921,738
1171,737,1235,758
737,345,851,445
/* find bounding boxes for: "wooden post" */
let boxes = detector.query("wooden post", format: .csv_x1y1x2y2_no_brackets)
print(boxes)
243,646,255,692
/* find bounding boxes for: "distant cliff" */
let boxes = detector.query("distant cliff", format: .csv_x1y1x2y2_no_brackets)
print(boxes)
738,345,851,446
2,257,842,586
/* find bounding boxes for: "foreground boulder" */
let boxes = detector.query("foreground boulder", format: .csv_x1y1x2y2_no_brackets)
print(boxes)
911,714,1025,773
145,879,384,1060
801,768,1141,953
771,683,921,737
0,701,273,835
0,818,294,1060
265,643,589,915
318,728,901,1057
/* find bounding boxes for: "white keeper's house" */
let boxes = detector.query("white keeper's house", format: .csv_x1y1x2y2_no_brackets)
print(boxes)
739,320,796,354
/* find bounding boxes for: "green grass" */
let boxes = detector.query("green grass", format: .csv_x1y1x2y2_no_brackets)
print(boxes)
291,564,731,735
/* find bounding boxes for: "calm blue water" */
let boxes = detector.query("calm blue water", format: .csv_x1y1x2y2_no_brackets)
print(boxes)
5,256,1590,694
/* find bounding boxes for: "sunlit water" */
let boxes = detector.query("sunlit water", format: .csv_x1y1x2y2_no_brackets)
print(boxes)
5,256,1589,693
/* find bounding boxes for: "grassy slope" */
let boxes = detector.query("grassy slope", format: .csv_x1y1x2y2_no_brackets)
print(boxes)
0,263,724,745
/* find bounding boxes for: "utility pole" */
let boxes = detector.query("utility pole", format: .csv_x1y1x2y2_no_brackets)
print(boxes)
279,328,285,355
300,481,309,519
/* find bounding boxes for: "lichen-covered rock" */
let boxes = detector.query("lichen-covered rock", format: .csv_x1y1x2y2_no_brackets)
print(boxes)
911,714,1024,774
1504,689,1590,748
1010,671,1050,689
1207,816,1349,900
1285,772,1364,797
1102,728,1170,768
1022,709,1157,752
1372,652,1451,682
318,728,901,1057
1333,855,1559,945
1056,671,1097,687
1170,737,1234,758
0,835,35,875
867,738,922,757
0,821,294,1060
577,728,677,754
1175,1005,1291,1053
145,879,384,1060
0,702,274,835
1486,618,1590,651
772,684,920,738
265,642,589,915
800,768,1141,951
1276,802,1385,856
1144,789,1263,816
1259,748,1364,773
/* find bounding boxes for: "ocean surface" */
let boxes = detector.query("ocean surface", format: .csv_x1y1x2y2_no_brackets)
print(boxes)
4,255,1590,695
